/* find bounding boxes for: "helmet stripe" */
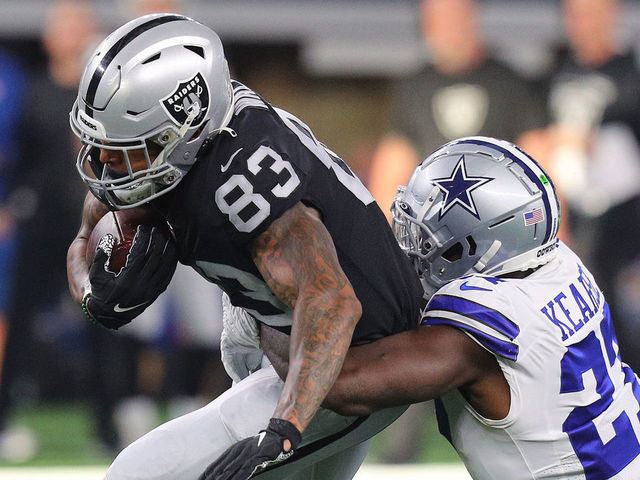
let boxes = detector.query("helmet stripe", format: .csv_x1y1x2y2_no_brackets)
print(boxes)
460,138,559,244
511,142,561,241
85,14,188,117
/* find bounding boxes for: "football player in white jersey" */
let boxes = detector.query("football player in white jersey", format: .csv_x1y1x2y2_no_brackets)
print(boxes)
257,136,640,479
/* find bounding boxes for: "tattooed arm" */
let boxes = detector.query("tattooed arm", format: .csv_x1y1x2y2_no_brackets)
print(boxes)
249,202,362,434
66,192,109,304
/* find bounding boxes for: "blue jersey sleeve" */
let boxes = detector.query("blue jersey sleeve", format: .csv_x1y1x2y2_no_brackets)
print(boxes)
0,50,26,312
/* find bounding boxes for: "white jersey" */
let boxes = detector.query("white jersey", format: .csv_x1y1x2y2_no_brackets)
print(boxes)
422,241,640,480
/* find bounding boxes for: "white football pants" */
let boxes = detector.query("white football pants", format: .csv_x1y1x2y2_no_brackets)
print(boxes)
104,365,407,480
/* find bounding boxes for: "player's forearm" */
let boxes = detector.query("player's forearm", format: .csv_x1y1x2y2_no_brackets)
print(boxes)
250,202,362,432
325,326,484,416
322,335,416,416
261,324,290,378
67,193,109,304
323,334,414,416
264,322,419,417
263,322,429,417
67,236,91,304
263,321,402,417
273,288,361,432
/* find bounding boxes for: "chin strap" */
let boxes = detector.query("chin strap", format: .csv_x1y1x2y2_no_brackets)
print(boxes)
177,105,201,138
215,126,237,137
472,240,502,272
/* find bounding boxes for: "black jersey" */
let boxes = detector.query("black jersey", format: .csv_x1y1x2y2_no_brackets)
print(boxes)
160,82,423,345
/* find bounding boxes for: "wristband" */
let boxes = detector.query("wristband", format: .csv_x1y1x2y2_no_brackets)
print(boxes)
268,418,302,451
81,292,97,324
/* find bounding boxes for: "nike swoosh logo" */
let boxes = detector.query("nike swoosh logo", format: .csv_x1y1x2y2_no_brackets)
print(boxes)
459,281,492,292
221,148,243,172
257,431,267,447
113,301,149,313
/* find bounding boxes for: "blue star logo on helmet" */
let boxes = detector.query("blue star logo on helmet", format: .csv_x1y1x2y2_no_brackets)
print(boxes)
160,72,210,127
432,155,493,220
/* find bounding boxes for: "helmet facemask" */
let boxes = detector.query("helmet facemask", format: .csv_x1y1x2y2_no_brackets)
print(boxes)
72,115,188,208
392,187,487,300
392,185,447,300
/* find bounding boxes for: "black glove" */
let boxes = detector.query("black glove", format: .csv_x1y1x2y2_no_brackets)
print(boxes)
199,418,302,480
83,225,178,329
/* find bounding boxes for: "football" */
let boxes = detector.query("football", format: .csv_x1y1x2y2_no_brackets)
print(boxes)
86,207,167,274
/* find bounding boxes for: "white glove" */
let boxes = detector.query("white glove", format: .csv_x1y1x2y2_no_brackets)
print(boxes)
220,293,264,383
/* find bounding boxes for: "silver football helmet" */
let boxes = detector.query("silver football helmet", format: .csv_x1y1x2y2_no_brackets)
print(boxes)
392,136,561,299
70,13,234,209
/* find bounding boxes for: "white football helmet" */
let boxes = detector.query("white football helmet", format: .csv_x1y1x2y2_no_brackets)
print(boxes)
70,13,234,209
392,136,561,299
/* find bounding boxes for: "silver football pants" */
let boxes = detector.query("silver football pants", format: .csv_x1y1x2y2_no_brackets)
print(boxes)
104,365,407,480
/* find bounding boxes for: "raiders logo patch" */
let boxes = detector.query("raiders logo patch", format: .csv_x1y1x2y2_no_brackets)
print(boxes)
160,72,210,127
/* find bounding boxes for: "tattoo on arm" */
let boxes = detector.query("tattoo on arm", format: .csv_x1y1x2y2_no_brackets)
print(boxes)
67,193,109,304
250,202,361,433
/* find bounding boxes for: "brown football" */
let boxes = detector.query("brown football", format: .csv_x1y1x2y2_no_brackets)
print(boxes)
86,208,166,274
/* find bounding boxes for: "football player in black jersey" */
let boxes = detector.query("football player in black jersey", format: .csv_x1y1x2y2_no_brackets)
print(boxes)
67,14,422,480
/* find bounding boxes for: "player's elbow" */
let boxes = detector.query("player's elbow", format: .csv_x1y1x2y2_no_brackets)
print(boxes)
311,286,361,332
345,295,362,331
335,288,362,330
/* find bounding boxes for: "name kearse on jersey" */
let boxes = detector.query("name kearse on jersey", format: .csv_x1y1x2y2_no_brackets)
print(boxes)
540,264,602,342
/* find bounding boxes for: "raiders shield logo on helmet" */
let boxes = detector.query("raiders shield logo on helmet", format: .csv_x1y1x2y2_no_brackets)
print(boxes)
160,72,210,127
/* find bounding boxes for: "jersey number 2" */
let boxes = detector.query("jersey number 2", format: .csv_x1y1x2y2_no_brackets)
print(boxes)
560,305,640,479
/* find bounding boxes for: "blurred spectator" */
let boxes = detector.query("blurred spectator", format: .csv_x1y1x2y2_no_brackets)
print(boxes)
117,0,186,16
368,0,546,222
0,47,39,463
8,0,114,450
12,0,98,330
365,0,546,464
539,0,640,371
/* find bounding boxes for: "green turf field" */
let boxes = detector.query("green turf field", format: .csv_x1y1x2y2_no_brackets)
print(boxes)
0,403,113,466
0,401,461,467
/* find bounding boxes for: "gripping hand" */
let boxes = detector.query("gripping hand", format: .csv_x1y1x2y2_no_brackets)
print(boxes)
199,418,302,480
83,225,177,329
220,293,264,383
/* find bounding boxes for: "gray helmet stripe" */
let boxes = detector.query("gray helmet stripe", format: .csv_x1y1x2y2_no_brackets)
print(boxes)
462,138,558,244
85,14,188,117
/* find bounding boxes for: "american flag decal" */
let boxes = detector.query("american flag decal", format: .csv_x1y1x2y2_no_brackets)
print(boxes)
524,207,544,226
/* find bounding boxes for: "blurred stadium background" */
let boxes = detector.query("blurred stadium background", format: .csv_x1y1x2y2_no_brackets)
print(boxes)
1,0,640,478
